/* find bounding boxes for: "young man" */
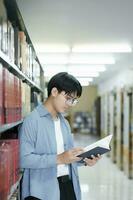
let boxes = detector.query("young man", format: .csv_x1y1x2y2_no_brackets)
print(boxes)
19,72,101,200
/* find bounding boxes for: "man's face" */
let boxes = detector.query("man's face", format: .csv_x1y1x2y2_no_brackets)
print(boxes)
53,90,79,113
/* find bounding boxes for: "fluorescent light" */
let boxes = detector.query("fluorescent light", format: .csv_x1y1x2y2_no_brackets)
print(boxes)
78,80,90,86
72,43,132,53
44,71,98,77
43,65,99,77
69,69,100,75
43,63,105,78
68,65,106,72
69,55,115,64
43,64,106,72
38,53,115,65
35,44,70,53
44,65,67,71
76,77,93,82
69,71,99,77
81,83,90,86
35,43,132,53
39,54,68,64
44,71,63,77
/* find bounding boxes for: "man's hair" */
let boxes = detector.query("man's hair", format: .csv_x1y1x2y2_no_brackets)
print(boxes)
47,72,82,97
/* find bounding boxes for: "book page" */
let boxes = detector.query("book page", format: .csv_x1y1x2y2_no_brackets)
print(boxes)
83,135,113,152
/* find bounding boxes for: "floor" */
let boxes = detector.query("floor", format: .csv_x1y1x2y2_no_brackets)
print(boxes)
73,133,133,200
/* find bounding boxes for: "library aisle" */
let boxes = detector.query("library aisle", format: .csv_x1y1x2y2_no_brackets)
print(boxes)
74,133,133,200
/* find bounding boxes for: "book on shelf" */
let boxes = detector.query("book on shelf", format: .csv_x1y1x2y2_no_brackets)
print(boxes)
0,139,19,200
77,134,113,160
14,26,20,69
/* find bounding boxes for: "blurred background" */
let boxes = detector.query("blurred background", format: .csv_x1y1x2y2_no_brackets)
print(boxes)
0,0,133,199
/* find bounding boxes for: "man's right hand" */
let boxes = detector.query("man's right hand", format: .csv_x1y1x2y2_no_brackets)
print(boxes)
57,147,84,165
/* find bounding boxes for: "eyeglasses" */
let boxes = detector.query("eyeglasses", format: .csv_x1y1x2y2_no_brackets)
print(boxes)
61,93,79,106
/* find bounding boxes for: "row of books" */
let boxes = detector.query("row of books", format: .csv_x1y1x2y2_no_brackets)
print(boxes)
21,82,31,118
0,139,19,200
100,88,133,179
0,63,22,124
0,1,43,200
17,30,41,87
21,84,42,117
0,2,41,87
0,62,43,125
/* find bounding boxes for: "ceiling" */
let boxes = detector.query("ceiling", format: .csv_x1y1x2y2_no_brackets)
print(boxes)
17,0,133,85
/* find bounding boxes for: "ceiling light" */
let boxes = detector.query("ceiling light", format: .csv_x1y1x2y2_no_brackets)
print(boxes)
43,64,106,72
68,65,106,72
43,66,98,78
72,43,132,53
43,65,67,71
81,83,90,86
69,71,99,77
69,68,101,74
44,71,63,77
39,55,68,64
76,77,93,82
78,80,90,86
35,44,70,53
39,54,114,65
69,55,115,64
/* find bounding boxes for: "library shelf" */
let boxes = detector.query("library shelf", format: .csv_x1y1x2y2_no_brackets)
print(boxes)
0,120,23,134
0,50,43,93
7,173,23,200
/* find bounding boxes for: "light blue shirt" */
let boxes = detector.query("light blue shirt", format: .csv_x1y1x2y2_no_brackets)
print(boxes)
19,104,81,200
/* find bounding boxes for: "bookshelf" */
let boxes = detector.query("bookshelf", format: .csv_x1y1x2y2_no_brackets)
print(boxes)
116,89,124,170
0,120,23,134
123,87,133,179
4,0,43,70
0,50,43,93
7,174,23,200
100,88,133,179
0,0,45,199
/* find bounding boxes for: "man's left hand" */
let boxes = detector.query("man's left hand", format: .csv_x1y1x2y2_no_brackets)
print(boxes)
83,154,101,166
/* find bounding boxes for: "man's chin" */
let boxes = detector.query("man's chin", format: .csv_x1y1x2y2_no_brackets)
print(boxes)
61,107,68,113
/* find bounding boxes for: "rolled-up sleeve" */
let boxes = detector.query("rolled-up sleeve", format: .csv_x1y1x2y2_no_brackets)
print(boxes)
19,116,57,169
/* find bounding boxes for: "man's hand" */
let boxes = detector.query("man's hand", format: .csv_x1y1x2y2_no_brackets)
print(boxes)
83,154,101,166
57,147,84,165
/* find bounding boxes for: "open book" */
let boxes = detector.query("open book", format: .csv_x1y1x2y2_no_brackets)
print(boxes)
77,134,113,160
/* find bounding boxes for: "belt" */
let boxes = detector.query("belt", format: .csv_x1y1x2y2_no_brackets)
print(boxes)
57,175,70,183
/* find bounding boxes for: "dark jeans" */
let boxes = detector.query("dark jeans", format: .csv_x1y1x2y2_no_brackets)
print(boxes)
25,175,76,200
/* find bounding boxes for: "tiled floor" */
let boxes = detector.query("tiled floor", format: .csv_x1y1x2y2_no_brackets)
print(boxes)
73,133,133,200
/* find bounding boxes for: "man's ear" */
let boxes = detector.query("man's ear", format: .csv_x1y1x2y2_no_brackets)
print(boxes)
51,87,58,97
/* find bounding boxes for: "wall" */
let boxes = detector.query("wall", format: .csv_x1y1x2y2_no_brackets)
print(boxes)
98,68,133,95
69,85,98,125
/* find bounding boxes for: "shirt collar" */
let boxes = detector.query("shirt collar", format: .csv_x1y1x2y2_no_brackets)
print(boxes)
36,103,64,119
36,103,50,117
